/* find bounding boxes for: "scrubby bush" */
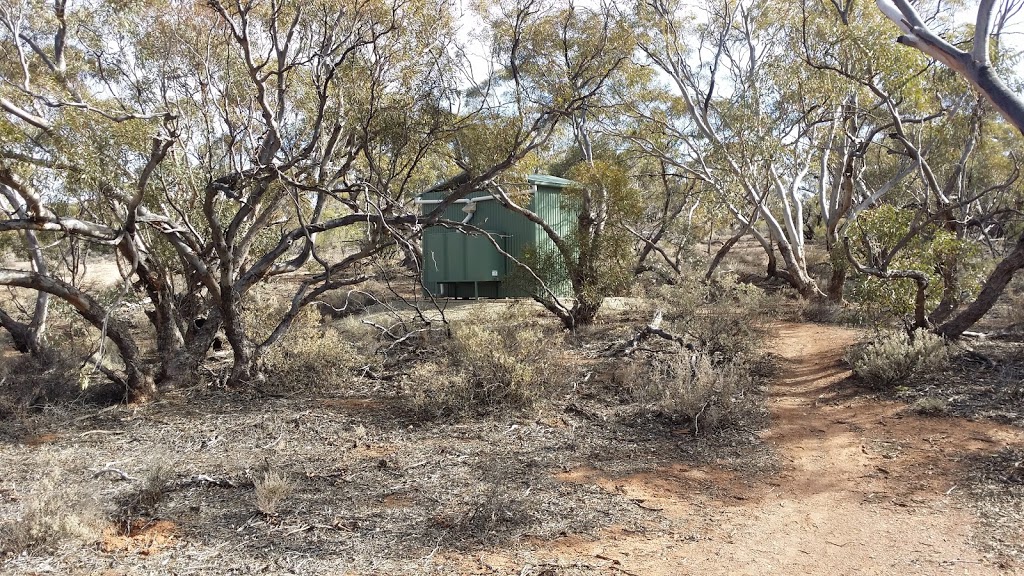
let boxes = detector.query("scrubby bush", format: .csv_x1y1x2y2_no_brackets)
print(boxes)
798,298,843,323
261,311,380,391
409,307,563,417
0,351,83,408
0,474,103,555
620,349,764,434
651,272,770,362
849,329,948,390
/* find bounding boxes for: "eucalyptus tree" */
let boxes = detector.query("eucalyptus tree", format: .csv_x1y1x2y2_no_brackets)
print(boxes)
0,0,587,397
0,183,48,355
798,0,944,302
629,162,704,283
875,0,1024,336
633,0,832,298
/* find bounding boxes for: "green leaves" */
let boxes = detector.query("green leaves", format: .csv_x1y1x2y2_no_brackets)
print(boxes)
849,206,986,317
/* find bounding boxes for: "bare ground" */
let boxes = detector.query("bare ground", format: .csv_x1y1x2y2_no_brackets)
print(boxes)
520,323,1024,575
2,321,1023,575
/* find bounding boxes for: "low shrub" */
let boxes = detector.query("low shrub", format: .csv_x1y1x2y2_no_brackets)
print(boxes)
409,308,563,417
261,311,379,391
621,349,764,435
0,351,81,408
911,396,948,416
0,474,103,555
849,329,948,390
648,272,770,363
798,298,843,324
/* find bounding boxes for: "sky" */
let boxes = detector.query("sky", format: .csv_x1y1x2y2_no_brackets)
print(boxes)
452,0,1024,82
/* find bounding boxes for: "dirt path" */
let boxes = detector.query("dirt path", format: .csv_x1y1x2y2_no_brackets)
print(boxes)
517,323,1024,575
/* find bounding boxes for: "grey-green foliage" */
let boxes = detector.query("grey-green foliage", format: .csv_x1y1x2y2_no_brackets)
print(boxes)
617,273,772,434
623,349,763,434
849,329,948,389
409,307,563,417
1,474,103,554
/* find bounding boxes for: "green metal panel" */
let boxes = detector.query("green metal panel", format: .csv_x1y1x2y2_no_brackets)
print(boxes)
424,230,506,283
419,174,575,298
525,182,577,297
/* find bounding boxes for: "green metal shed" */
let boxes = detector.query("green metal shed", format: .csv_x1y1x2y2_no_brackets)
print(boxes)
418,174,576,298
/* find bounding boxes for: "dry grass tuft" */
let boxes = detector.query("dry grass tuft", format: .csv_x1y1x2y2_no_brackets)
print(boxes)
253,468,294,516
114,461,173,534
910,396,948,416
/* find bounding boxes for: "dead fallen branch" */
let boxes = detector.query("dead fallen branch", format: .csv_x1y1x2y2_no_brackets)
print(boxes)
173,474,247,489
961,323,1024,343
602,310,693,357
92,467,137,482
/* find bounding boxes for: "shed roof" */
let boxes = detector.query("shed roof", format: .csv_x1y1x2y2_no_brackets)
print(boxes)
527,174,574,188
422,173,574,196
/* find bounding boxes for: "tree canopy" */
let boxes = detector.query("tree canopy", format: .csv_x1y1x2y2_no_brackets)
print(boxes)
2,0,1024,397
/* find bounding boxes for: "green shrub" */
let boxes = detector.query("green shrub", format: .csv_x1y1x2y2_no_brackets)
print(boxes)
849,329,948,390
848,206,988,319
